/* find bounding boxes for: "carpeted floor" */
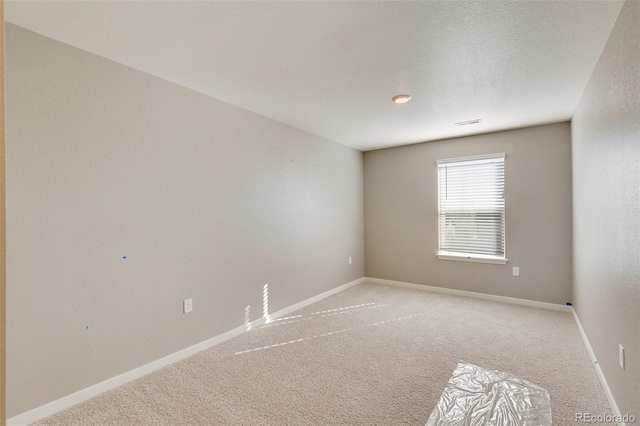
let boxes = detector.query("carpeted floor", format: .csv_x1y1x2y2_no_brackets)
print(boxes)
33,282,611,425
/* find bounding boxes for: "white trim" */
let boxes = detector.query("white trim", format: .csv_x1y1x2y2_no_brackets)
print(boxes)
264,277,364,321
365,277,571,312
571,308,624,426
436,152,505,165
437,252,508,265
7,277,365,426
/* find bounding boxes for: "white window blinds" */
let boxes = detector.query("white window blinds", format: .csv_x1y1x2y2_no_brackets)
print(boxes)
437,153,505,260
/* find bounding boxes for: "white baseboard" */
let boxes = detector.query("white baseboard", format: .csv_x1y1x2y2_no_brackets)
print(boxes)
571,308,623,425
7,277,365,426
265,277,365,321
365,277,572,312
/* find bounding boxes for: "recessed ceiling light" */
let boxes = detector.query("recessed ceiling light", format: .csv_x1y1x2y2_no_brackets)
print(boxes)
392,94,412,104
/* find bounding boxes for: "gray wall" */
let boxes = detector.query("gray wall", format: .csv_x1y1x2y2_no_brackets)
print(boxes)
364,123,573,304
6,24,364,417
571,0,639,418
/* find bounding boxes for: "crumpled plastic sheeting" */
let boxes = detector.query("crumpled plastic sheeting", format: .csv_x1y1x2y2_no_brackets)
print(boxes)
426,362,552,426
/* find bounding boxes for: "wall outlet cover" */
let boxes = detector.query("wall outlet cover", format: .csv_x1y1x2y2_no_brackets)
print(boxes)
184,298,193,314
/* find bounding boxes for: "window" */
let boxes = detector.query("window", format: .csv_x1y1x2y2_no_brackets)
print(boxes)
437,153,506,264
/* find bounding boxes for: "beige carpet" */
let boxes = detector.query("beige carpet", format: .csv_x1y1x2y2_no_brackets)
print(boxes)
33,282,611,425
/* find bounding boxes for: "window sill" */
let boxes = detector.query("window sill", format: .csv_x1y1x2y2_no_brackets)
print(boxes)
437,252,508,265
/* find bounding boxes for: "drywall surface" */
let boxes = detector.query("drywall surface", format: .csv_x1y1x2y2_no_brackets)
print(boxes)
6,24,364,417
571,0,639,418
364,123,572,304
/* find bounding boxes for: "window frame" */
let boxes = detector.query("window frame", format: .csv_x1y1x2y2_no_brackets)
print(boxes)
436,153,507,265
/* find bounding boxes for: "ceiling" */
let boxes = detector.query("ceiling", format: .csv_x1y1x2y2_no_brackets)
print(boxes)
5,1,624,151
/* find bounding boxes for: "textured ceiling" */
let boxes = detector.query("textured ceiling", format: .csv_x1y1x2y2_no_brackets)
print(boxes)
5,1,624,151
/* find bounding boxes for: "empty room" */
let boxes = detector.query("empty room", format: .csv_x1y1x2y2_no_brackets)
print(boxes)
3,0,639,425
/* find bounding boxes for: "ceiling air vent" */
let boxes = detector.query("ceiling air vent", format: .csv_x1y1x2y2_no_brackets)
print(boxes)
455,119,482,126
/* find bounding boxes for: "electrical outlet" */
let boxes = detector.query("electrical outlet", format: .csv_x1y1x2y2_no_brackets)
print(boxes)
183,298,193,314
513,267,519,276
349,257,352,265
619,344,625,369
